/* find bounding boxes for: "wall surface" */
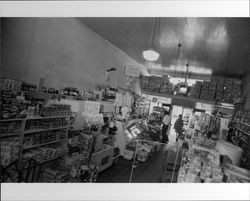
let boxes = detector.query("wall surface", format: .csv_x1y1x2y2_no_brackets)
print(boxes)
1,18,145,93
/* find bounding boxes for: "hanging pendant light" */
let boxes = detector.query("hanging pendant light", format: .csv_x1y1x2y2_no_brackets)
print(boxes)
143,50,159,61
174,42,182,78
143,18,160,61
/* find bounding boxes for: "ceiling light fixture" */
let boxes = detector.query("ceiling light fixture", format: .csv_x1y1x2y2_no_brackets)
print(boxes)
174,42,182,77
143,50,159,61
143,18,160,61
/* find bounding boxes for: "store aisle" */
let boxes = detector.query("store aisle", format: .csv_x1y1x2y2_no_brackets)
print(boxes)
97,158,133,183
168,125,178,144
97,144,177,183
130,145,166,183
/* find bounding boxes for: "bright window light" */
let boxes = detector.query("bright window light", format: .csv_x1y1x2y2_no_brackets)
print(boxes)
143,50,160,61
169,77,202,86
168,65,212,75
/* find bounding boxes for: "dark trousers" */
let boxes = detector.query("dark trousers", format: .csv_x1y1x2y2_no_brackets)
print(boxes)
176,130,183,141
162,124,169,143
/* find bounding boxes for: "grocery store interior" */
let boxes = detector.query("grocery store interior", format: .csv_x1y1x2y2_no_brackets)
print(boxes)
1,17,250,183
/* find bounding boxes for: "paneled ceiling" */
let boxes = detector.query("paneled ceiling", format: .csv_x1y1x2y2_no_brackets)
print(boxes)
78,18,250,78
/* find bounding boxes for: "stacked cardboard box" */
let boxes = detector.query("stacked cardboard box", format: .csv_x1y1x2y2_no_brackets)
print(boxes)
211,76,242,103
147,76,156,92
153,77,162,92
210,76,218,85
223,78,233,102
159,75,173,94
142,75,173,94
214,76,225,101
231,79,241,103
200,81,210,100
142,76,150,91
190,81,202,99
142,75,241,103
159,77,167,93
208,81,216,101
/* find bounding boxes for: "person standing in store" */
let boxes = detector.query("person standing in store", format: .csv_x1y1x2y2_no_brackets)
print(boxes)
174,114,184,142
161,111,171,143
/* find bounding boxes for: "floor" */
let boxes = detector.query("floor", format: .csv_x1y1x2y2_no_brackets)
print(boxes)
97,146,167,183
97,126,181,183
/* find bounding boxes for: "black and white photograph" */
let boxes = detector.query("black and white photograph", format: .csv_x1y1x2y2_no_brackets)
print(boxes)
0,1,250,201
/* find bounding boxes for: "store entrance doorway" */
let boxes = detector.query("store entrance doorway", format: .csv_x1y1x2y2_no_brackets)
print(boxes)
169,105,193,143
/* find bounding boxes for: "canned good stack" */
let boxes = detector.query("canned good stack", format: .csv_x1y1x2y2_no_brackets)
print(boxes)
40,104,71,117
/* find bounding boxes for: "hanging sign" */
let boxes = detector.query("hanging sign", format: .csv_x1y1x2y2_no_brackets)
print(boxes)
125,65,140,77
125,75,135,88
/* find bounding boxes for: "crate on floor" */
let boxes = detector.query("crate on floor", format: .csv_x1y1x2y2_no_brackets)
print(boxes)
123,149,134,160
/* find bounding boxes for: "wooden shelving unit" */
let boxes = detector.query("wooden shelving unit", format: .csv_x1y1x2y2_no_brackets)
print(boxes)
0,118,25,122
232,123,250,170
26,115,70,120
1,115,70,170
24,126,68,134
235,127,250,136
1,133,22,139
23,138,68,150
